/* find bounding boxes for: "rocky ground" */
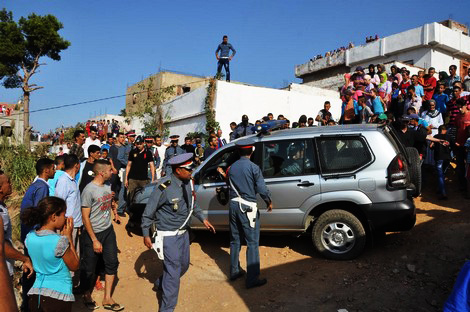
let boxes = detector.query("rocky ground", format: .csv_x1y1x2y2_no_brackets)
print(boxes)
13,167,470,312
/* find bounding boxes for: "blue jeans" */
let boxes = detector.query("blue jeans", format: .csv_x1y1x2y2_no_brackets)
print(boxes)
229,201,260,287
435,159,449,195
217,59,230,81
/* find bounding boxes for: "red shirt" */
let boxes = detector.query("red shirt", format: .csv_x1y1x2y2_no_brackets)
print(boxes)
423,76,437,101
400,80,411,96
456,111,470,145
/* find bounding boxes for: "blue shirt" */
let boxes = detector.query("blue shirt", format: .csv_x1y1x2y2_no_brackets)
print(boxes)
25,230,74,302
433,93,449,114
418,119,429,127
20,179,49,242
228,157,271,204
55,172,83,227
141,174,205,236
48,170,65,196
371,97,384,114
444,261,470,312
414,85,424,98
216,43,236,58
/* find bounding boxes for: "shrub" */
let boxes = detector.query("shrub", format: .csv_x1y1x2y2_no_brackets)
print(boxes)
0,140,43,194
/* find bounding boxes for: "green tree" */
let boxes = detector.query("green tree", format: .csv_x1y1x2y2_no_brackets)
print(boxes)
0,9,70,149
130,76,175,137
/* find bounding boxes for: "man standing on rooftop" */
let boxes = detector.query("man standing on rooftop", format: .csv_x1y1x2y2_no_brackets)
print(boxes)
215,35,236,82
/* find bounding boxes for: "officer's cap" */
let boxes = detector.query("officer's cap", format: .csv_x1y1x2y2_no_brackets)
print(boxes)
126,130,136,137
144,136,153,142
135,135,144,144
168,153,195,170
235,138,254,150
169,135,180,141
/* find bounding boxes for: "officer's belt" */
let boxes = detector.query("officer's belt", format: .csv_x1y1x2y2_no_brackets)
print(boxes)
157,229,187,237
231,197,257,211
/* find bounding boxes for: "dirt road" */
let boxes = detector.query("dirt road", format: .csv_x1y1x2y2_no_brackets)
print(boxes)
72,172,469,312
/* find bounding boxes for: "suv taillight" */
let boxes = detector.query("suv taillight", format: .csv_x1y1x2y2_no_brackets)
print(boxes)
387,154,408,188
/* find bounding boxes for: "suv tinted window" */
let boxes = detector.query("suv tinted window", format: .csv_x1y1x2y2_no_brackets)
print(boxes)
200,147,258,184
316,136,372,174
262,139,316,178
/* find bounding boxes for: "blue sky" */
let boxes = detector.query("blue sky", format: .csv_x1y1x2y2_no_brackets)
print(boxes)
1,0,468,133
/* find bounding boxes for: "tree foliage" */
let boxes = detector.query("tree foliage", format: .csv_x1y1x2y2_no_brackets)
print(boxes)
0,9,70,147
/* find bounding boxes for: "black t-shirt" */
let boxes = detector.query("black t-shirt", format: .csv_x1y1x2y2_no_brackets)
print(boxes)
433,134,453,161
128,148,153,180
395,128,426,149
79,161,95,193
181,144,195,155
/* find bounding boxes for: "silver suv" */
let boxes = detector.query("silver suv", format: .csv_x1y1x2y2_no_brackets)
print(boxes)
133,124,418,260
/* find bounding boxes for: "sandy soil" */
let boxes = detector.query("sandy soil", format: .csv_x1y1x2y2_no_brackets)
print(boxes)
67,168,469,312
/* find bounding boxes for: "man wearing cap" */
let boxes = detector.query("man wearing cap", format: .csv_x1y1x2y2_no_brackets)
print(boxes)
230,115,255,141
145,136,160,178
155,136,166,179
125,136,155,206
141,153,215,312
114,131,135,216
220,140,272,289
162,135,185,177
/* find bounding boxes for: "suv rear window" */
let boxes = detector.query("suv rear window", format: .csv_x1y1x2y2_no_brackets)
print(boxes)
262,139,316,178
316,136,372,174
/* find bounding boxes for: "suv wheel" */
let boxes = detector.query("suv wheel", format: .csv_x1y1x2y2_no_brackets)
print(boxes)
405,147,421,197
312,209,366,260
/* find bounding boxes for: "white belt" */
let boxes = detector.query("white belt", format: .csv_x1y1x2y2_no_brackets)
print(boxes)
220,56,229,59
158,229,187,237
231,197,257,211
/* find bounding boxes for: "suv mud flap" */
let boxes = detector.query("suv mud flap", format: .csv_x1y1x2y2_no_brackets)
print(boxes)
361,199,416,232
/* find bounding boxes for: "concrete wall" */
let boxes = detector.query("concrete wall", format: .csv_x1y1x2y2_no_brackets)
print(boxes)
431,49,466,76
0,113,24,144
213,82,342,141
125,71,210,115
130,84,208,137
132,82,343,144
296,21,470,80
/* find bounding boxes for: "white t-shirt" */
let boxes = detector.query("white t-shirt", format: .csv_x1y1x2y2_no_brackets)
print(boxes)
83,137,101,158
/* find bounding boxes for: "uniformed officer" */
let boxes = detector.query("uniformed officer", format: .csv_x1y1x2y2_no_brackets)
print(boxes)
145,136,160,178
225,139,272,289
230,115,255,141
162,135,184,177
141,153,215,312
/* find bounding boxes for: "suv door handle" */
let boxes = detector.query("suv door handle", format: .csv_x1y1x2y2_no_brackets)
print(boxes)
297,181,315,187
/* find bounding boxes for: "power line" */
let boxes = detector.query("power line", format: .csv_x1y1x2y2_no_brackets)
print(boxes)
5,77,211,118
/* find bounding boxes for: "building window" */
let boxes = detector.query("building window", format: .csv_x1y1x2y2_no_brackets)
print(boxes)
182,86,191,93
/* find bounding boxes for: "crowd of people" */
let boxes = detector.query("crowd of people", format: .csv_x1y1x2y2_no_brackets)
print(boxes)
2,60,470,311
309,42,354,62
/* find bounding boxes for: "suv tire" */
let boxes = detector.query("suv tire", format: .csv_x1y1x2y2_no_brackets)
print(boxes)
312,209,366,260
405,147,421,197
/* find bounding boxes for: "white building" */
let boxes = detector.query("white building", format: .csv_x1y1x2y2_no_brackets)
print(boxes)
295,20,470,91
130,81,342,143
